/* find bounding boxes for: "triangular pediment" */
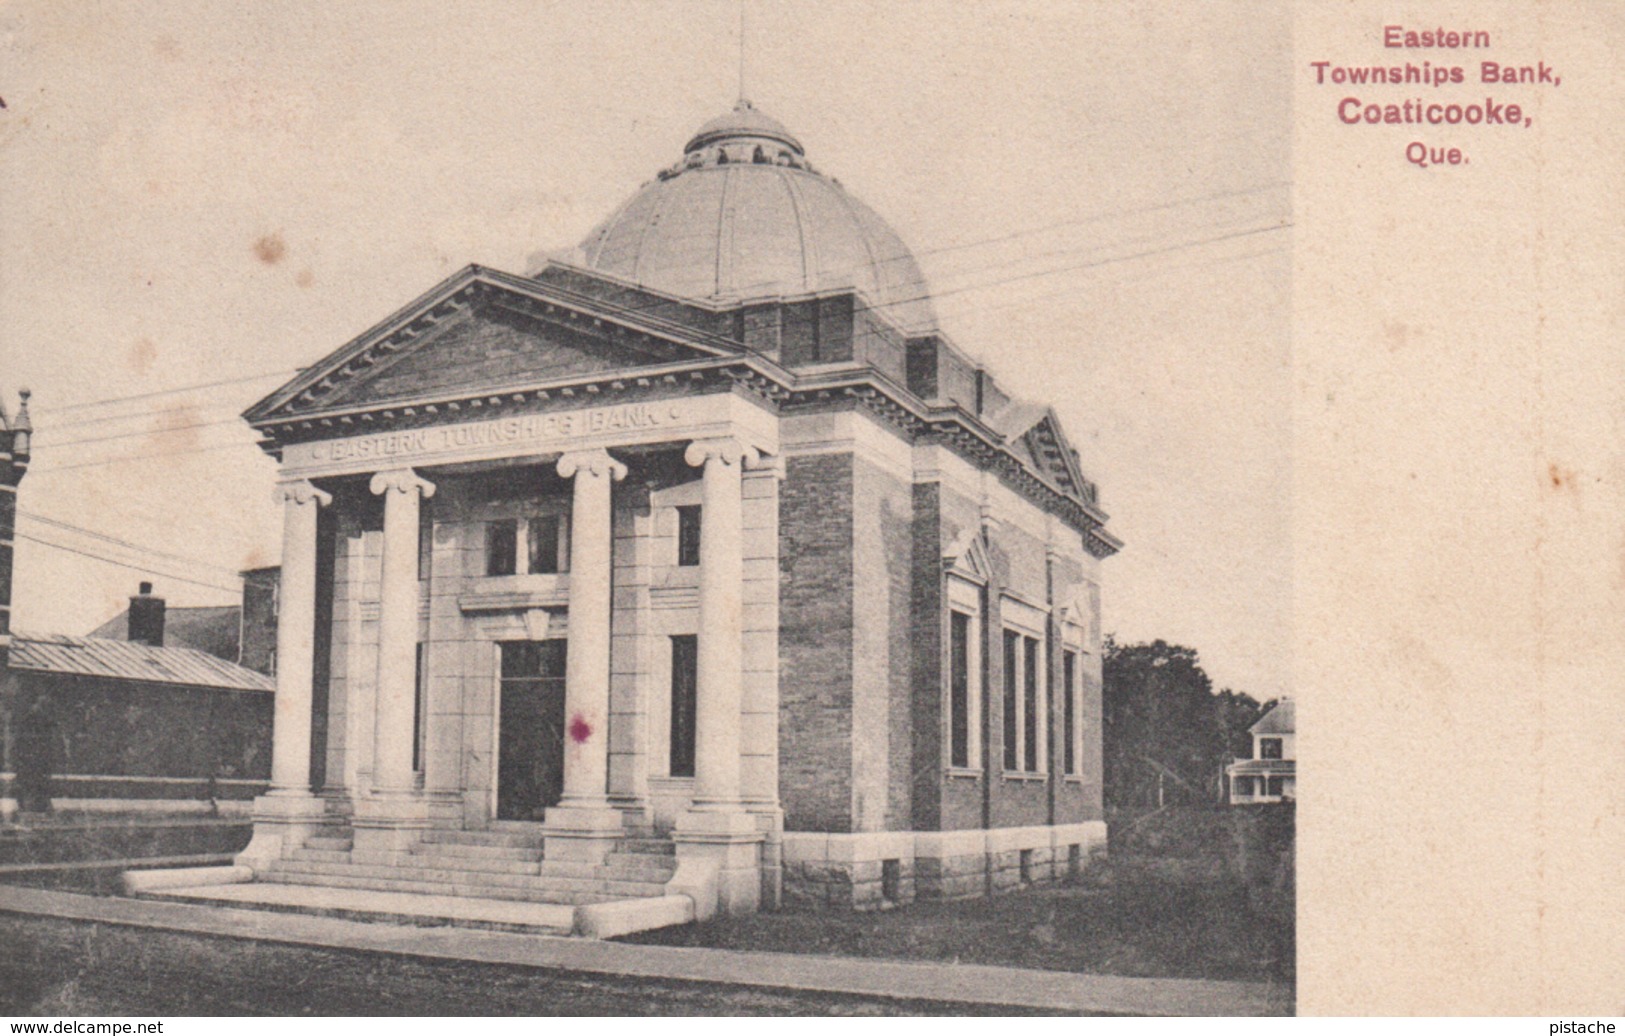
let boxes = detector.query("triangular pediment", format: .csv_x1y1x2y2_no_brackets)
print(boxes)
943,526,992,584
245,266,737,423
1019,409,1095,505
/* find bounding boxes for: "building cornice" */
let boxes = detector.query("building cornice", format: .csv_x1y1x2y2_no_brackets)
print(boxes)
245,275,1119,553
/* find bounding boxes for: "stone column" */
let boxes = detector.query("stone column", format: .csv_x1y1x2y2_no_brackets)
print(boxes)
542,449,628,861
368,467,435,796
555,448,626,807
237,478,333,870
684,437,754,809
268,479,333,796
669,437,766,919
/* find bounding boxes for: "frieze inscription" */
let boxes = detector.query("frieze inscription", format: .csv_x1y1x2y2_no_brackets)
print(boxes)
305,402,685,464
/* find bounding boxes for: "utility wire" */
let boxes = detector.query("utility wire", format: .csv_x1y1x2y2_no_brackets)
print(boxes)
17,510,248,579
31,368,300,417
27,440,265,476
33,416,246,452
29,181,1286,424
24,224,1288,475
16,532,243,596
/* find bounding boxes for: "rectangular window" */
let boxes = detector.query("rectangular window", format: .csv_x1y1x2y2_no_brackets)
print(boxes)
527,515,561,574
1023,635,1040,772
676,505,702,566
486,519,518,576
1063,650,1077,775
949,612,971,768
1235,776,1253,797
1266,776,1284,797
412,643,428,774
1260,737,1283,760
669,635,698,778
1003,629,1020,771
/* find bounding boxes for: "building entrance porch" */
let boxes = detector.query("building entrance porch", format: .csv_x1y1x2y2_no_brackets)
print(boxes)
238,401,784,923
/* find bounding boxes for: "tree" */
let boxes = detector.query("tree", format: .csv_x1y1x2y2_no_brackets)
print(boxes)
1103,638,1272,812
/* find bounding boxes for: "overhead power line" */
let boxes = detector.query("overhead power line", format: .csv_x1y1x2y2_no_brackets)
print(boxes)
17,510,248,579
16,532,243,596
27,181,1287,422
23,219,1289,475
32,416,248,452
33,368,300,417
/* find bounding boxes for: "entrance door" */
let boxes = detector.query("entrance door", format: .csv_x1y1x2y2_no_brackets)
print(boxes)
496,640,567,821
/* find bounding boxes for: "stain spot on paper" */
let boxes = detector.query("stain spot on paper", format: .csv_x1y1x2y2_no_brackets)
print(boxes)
296,267,315,289
254,233,287,265
1547,462,1576,493
129,337,158,374
568,714,593,744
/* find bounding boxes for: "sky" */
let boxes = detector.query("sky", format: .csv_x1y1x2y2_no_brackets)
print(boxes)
0,0,1291,700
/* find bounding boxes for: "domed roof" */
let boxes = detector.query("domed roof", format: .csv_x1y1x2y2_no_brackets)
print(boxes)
550,101,937,334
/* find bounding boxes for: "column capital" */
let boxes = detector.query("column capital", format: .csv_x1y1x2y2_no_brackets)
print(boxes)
685,436,760,470
275,479,332,508
369,467,436,499
557,448,628,482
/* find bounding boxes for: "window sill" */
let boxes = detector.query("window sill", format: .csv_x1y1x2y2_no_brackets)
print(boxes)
944,767,983,780
1002,771,1048,783
1062,775,1088,784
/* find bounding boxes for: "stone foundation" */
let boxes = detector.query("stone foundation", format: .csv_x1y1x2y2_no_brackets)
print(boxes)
781,822,1105,910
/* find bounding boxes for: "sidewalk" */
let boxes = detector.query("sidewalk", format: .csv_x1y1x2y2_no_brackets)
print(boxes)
0,884,1292,1016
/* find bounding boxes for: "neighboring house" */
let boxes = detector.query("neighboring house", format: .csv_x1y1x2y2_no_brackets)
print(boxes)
231,101,1121,931
90,568,280,677
1227,698,1295,804
1,582,275,815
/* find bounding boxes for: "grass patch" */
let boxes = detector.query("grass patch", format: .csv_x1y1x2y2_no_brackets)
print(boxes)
624,870,1292,983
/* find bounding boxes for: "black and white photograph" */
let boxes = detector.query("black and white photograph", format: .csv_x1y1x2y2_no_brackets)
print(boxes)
1,0,1618,1021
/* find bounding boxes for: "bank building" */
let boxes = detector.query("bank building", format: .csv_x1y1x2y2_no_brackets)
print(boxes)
230,102,1121,935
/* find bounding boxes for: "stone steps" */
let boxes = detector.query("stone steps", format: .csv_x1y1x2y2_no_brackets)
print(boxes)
402,852,544,876
289,848,353,864
256,829,682,912
261,868,614,906
420,829,548,850
265,857,670,903
273,858,542,889
407,841,542,863
618,837,676,856
544,855,678,883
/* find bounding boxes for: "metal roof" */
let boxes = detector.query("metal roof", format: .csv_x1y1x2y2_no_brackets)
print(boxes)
8,632,274,693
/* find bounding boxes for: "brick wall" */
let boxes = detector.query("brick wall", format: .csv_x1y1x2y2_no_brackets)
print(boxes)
908,482,943,830
778,453,855,830
850,455,916,831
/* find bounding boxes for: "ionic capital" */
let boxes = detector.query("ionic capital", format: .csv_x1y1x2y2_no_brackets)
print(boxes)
556,448,628,482
275,479,333,509
684,436,759,470
369,467,436,499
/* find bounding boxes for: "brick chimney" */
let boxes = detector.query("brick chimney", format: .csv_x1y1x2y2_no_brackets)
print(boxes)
127,581,166,647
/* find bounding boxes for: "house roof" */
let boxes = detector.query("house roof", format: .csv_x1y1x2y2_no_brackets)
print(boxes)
8,632,274,693
88,605,242,663
1250,697,1294,735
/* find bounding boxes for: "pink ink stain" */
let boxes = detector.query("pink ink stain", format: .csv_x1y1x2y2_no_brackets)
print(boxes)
568,714,593,744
